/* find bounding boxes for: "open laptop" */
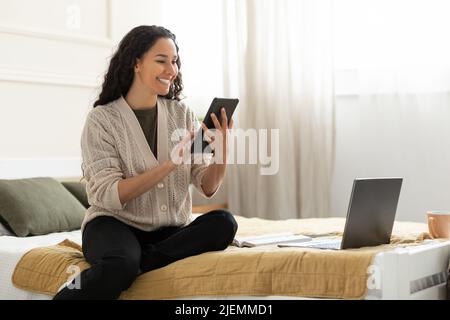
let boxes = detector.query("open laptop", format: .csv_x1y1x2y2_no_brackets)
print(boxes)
280,178,403,250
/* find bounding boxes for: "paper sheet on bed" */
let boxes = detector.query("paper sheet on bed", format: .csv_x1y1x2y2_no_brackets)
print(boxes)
11,215,431,299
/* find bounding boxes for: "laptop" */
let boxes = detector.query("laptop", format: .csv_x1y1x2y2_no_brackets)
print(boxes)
280,177,403,250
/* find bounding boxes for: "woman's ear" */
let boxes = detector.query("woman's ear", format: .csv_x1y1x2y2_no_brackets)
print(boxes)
134,58,141,73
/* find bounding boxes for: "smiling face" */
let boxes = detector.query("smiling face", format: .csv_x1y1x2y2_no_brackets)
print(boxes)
134,37,179,97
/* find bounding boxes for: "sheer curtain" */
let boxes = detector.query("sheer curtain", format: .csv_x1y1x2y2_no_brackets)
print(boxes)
127,0,449,221
331,0,450,221
222,0,335,219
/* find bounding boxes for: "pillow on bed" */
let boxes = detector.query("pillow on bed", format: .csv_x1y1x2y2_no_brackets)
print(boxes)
0,220,14,236
0,177,86,237
61,181,89,209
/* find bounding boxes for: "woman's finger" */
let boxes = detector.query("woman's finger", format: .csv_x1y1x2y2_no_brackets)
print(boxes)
211,113,222,130
229,118,234,129
199,123,209,142
203,127,217,144
204,134,212,144
201,122,208,133
221,108,228,129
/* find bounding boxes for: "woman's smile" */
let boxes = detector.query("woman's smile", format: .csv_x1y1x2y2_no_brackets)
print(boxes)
156,77,171,85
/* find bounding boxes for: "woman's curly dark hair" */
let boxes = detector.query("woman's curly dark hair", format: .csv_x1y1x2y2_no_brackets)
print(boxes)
93,25,183,108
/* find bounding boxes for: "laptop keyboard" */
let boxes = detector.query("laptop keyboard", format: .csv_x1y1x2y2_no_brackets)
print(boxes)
301,239,342,250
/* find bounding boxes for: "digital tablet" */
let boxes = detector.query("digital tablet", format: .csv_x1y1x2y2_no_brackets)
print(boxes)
191,97,239,154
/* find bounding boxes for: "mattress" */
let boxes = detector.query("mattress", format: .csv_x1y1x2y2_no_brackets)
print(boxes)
0,230,82,300
2,230,448,300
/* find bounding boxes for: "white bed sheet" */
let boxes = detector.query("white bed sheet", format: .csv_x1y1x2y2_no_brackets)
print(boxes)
0,230,82,300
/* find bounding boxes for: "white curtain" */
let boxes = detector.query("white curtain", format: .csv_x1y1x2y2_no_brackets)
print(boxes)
330,0,450,221
222,0,335,219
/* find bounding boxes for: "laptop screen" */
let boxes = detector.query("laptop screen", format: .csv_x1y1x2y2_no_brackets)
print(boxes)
341,178,403,249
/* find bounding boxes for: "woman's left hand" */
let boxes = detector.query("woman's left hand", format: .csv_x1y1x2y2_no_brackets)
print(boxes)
201,107,234,164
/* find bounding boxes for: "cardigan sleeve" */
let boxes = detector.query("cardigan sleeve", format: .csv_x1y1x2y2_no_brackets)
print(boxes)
186,106,221,199
81,111,125,210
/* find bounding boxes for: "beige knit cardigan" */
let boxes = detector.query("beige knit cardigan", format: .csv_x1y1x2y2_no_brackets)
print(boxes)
80,96,217,232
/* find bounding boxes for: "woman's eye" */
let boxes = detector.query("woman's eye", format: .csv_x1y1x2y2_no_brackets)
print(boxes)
156,60,177,65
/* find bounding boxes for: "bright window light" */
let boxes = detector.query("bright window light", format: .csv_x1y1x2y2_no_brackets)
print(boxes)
156,0,450,102
333,0,450,69
158,0,224,116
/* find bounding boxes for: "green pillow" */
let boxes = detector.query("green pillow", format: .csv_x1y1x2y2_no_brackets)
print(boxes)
0,177,86,237
61,181,89,209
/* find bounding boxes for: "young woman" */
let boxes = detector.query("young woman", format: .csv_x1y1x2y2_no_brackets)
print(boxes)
54,25,237,300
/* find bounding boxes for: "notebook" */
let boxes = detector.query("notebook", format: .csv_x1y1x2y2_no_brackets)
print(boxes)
232,232,311,248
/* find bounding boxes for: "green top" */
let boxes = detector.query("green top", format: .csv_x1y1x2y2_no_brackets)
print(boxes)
132,105,158,158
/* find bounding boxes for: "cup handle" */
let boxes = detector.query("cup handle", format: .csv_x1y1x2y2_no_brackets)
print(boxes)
429,217,437,239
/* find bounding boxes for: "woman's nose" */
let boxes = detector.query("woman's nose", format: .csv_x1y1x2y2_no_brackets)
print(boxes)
167,64,177,76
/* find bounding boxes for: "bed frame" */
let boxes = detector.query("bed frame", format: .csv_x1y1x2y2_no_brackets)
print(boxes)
371,240,450,299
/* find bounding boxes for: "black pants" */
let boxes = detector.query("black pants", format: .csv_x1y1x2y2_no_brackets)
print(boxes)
53,210,238,300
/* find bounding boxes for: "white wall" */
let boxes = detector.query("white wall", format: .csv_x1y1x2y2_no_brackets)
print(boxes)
0,0,163,178
330,94,450,223
0,0,113,178
0,0,226,205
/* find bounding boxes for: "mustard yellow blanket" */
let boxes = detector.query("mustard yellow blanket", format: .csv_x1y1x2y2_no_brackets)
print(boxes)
12,215,430,299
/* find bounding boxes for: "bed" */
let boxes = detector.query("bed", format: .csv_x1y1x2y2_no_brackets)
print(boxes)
0,229,83,300
1,215,449,300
